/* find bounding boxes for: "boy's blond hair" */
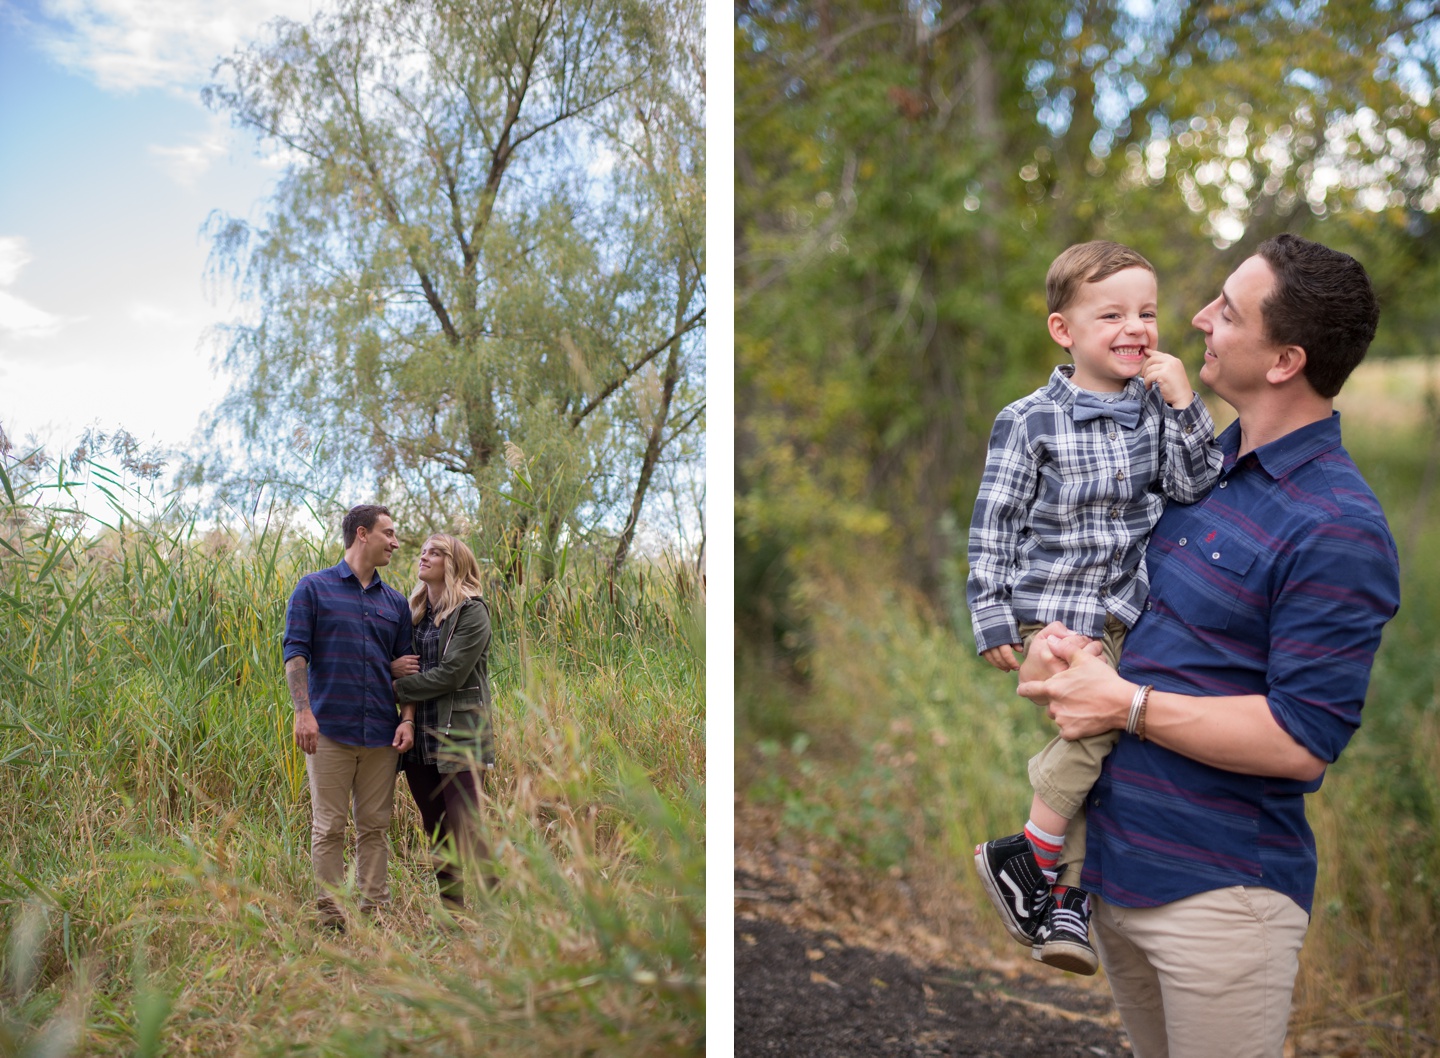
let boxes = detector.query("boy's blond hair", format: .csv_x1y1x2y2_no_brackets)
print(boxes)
1046,241,1155,314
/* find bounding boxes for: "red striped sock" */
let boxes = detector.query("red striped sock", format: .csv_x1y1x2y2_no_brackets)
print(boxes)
1024,820,1064,881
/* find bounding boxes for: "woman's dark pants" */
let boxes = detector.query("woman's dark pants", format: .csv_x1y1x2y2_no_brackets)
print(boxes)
402,762,490,909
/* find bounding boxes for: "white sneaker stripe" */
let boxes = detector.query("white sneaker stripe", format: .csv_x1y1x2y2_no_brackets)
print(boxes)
1000,871,1030,918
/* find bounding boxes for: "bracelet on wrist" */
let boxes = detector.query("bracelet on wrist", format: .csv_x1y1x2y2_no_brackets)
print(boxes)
1126,684,1153,739
398,718,415,727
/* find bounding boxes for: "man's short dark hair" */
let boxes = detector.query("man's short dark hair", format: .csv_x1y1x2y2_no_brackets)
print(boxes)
342,504,391,548
1254,233,1379,399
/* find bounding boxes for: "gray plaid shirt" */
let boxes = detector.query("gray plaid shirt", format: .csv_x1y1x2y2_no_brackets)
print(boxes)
401,608,445,768
966,364,1222,654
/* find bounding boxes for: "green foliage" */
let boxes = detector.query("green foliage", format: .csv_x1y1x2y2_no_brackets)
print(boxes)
736,0,1440,598
0,450,703,1055
198,0,704,569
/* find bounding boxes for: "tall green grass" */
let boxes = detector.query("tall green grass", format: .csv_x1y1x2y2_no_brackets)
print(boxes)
0,455,704,1056
737,416,1440,1054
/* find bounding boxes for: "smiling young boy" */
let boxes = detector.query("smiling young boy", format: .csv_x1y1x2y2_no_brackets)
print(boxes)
966,241,1222,973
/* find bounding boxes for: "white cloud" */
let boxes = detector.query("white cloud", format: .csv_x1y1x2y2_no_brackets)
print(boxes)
128,301,189,327
23,0,323,93
149,132,227,186
0,236,32,285
0,237,68,341
0,290,66,340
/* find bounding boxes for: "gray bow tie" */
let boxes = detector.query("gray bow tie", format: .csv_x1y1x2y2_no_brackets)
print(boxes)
1072,391,1143,429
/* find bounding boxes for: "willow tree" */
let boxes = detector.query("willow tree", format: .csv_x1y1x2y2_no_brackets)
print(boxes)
200,0,704,573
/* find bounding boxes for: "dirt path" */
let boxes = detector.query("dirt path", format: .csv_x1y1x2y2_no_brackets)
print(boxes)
734,798,1131,1057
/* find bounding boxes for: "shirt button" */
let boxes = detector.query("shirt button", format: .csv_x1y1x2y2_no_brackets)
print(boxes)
1110,508,1120,518
1178,537,1187,546
1116,470,1125,480
1109,431,1117,440
1212,552,1221,560
1219,481,1228,488
1145,601,1153,611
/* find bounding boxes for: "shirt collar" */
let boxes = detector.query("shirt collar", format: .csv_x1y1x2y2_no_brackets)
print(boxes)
1046,363,1147,406
1218,411,1344,479
336,558,385,590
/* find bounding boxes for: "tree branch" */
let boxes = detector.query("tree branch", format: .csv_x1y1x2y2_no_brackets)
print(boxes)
569,307,705,429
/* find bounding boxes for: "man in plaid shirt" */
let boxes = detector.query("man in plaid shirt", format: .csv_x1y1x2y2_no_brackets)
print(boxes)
968,242,1222,974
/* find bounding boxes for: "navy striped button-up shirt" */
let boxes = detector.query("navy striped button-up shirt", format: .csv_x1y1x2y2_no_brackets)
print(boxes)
1088,413,1401,914
967,365,1223,654
283,560,414,748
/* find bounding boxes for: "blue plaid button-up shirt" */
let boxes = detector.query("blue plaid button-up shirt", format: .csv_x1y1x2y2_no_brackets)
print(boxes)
967,365,1222,654
282,560,413,748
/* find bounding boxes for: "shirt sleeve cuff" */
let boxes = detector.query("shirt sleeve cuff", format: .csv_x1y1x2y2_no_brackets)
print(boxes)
971,607,1021,654
1267,692,1359,765
1166,394,1215,431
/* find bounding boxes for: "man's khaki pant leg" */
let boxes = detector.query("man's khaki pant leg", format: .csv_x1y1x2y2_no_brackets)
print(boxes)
307,734,399,914
1092,888,1309,1058
351,742,399,909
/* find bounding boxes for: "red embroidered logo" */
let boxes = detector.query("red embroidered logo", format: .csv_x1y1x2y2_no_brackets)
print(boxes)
1204,530,1217,543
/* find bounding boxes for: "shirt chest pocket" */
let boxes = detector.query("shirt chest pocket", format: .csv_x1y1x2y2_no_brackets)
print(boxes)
367,603,400,637
1181,530,1261,632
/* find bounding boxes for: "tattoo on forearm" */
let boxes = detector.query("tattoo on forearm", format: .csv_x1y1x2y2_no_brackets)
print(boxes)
286,658,311,714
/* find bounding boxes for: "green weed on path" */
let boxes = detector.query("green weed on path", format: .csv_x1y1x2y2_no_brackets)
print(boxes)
0,460,704,1057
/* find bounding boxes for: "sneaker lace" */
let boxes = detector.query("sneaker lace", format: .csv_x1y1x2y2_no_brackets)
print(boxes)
1048,904,1089,938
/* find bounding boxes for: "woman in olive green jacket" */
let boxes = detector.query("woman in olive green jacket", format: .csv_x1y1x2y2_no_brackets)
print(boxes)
390,533,495,911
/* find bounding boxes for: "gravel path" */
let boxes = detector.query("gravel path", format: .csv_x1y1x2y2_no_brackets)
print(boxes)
734,799,1131,1057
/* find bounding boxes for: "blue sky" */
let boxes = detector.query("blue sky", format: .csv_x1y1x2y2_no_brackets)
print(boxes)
0,0,318,458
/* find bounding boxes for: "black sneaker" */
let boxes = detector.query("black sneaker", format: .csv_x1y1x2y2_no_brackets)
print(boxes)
1033,886,1098,975
973,833,1053,946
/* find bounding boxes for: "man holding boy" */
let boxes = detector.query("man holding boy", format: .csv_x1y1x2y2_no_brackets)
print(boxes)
968,241,1222,974
284,504,416,930
1018,234,1401,1057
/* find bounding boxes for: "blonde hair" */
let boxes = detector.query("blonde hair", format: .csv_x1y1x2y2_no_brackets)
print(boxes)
409,533,485,625
1046,241,1155,314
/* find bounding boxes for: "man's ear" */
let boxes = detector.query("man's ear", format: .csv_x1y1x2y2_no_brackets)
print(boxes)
1267,344,1307,385
1047,312,1073,349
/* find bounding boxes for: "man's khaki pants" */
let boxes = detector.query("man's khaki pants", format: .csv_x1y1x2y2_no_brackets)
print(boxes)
1093,888,1310,1058
306,734,399,919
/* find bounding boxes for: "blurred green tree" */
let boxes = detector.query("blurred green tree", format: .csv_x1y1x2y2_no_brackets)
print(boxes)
736,0,1440,612
199,0,704,576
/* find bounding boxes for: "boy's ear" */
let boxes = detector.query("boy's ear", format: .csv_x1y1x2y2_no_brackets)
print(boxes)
1047,312,1073,349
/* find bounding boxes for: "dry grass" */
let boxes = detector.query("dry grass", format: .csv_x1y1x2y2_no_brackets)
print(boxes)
0,459,704,1056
